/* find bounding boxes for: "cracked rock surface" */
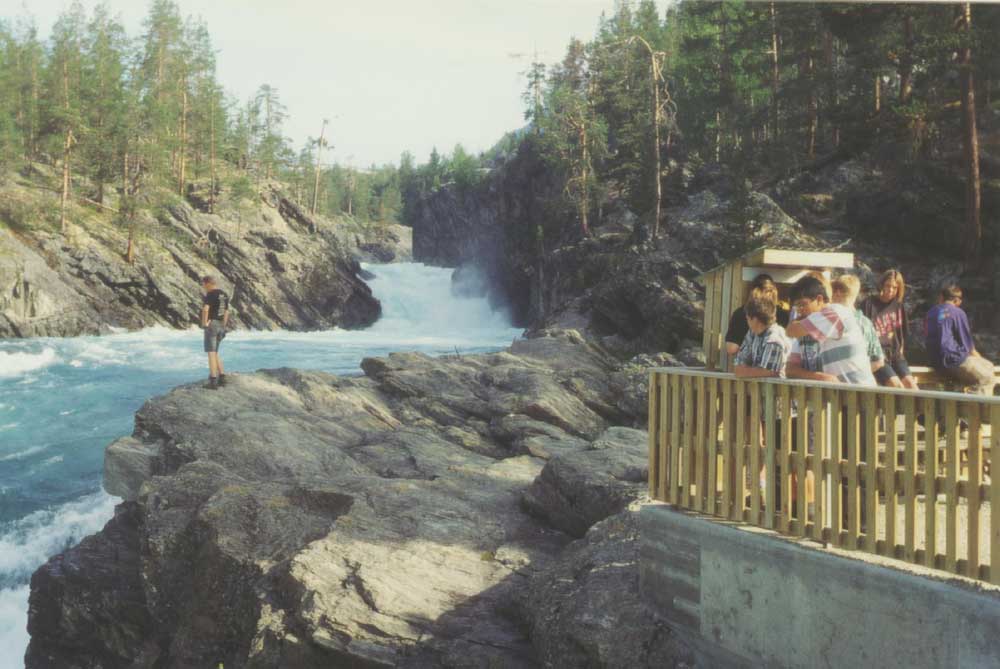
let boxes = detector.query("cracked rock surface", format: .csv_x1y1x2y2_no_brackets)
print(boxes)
0,185,381,338
27,330,694,668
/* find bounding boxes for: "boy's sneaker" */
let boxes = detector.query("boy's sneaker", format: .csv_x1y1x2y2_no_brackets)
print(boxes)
204,377,219,390
218,374,228,387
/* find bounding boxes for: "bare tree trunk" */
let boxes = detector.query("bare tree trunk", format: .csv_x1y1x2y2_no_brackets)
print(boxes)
769,2,780,145
899,14,914,105
958,2,981,262
61,130,73,234
874,75,881,114
60,60,72,235
209,97,216,214
580,123,590,238
805,54,817,160
178,83,187,196
651,54,662,239
311,119,327,216
824,30,839,147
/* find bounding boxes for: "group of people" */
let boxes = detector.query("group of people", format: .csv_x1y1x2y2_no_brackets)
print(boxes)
726,269,996,397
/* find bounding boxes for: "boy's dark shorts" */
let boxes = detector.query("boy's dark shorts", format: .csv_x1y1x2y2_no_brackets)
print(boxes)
204,320,226,353
875,356,911,385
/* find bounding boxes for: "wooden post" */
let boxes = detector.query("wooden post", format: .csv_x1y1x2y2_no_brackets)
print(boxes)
945,400,959,573
658,374,670,501
764,383,777,529
796,385,808,537
904,396,918,562
735,380,747,520
810,387,825,541
707,377,719,516
864,393,878,553
883,394,898,555
780,385,792,534
682,376,695,508
670,375,682,505
722,378,734,517
924,398,939,568
967,409,982,578
991,404,1000,584
847,392,860,549
750,382,762,524
648,371,659,499
829,389,843,547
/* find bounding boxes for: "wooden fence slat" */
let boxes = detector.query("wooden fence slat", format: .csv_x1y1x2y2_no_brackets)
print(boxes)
747,381,761,525
734,380,747,521
693,376,706,512
751,382,762,524
863,393,878,554
829,389,842,548
847,392,860,549
809,387,825,542
764,383,777,530
967,411,982,578
658,374,670,501
904,396,917,562
648,371,659,499
992,404,1000,585
794,385,807,538
722,379,733,518
883,394,898,555
780,385,792,535
703,271,717,369
669,375,681,505
707,377,719,516
945,400,959,573
924,398,938,568
682,376,695,508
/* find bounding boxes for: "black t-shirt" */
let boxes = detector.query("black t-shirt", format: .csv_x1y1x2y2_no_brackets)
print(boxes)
203,289,229,321
725,305,790,346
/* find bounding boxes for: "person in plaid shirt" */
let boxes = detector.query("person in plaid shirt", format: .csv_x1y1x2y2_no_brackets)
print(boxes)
786,276,877,387
734,295,791,378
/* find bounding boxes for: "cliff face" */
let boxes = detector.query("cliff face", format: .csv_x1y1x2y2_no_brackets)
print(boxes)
410,140,559,326
411,143,827,358
26,330,696,668
0,181,386,338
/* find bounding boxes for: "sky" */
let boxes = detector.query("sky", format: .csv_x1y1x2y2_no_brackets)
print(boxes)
24,0,669,168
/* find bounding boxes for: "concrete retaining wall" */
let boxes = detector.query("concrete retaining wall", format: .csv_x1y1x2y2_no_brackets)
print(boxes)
640,503,1000,668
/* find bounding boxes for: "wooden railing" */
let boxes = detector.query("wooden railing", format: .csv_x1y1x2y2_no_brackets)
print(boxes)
648,367,1000,584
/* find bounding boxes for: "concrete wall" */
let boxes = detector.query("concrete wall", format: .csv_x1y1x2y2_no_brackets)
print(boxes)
640,504,1000,669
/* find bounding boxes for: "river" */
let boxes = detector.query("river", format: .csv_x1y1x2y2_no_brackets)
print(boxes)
0,262,522,667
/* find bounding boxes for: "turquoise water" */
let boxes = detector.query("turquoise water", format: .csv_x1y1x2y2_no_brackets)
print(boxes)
0,262,522,666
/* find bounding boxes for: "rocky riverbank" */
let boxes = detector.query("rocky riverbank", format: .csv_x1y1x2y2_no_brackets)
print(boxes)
25,329,694,668
0,170,411,338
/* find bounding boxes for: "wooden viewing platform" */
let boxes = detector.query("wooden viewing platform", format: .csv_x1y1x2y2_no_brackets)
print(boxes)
647,367,1000,584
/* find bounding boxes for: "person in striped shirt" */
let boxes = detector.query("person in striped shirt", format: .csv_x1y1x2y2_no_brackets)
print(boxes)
785,276,877,387
733,295,792,379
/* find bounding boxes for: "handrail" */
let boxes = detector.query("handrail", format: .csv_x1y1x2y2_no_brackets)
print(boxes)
648,366,999,584
649,366,1000,406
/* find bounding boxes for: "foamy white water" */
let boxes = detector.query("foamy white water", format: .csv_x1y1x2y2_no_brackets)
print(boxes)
0,262,521,667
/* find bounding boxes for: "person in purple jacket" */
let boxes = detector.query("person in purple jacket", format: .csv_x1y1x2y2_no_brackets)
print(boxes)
925,283,996,395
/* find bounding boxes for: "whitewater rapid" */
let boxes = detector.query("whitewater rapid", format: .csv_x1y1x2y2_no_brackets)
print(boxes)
0,262,522,667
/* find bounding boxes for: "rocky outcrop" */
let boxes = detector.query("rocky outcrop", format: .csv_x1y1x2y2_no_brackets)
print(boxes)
0,183,386,338
522,427,648,538
520,510,697,669
411,139,827,358
27,330,694,668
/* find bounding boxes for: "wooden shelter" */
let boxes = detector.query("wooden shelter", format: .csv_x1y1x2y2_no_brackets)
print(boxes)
700,247,854,371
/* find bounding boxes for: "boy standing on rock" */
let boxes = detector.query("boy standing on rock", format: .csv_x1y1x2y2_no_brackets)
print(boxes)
200,275,230,389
